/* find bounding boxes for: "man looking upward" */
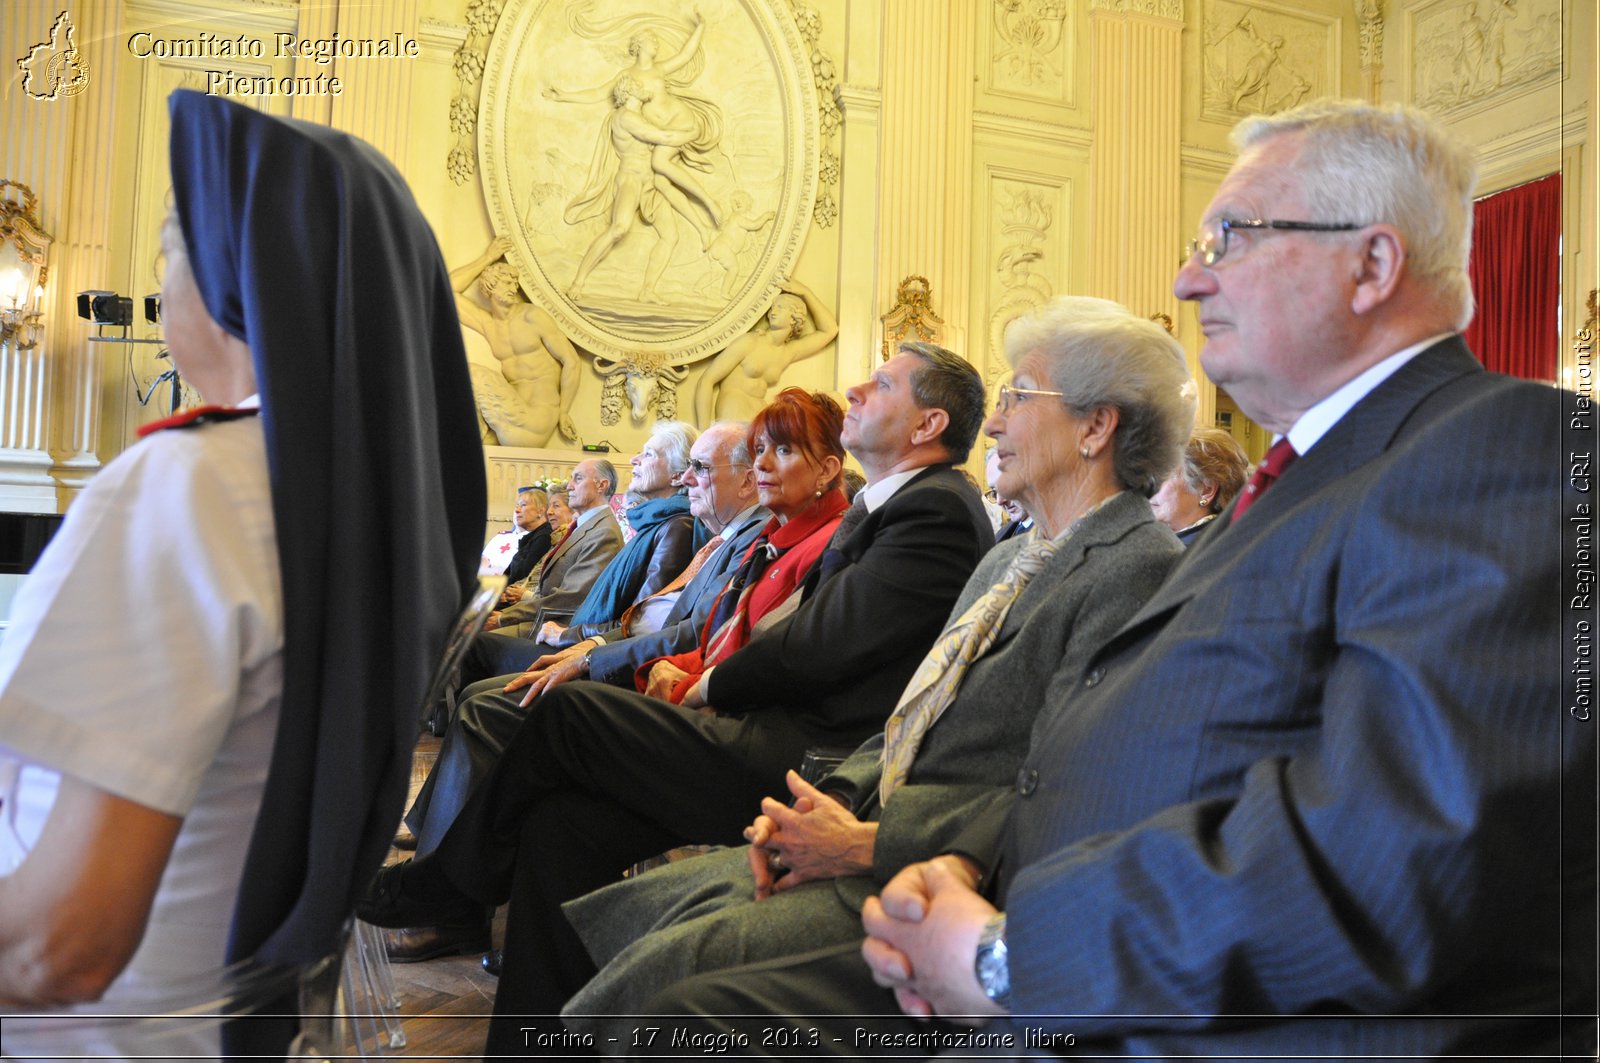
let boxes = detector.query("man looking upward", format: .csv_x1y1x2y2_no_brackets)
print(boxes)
642,99,1594,1060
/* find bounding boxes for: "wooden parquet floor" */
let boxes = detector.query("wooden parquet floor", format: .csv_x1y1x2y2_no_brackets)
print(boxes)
368,734,502,1060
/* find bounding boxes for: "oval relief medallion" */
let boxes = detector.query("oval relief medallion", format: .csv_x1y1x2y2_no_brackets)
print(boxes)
479,0,818,362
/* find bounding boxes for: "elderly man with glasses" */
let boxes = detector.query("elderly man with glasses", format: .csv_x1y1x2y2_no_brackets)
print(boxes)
638,98,1593,1059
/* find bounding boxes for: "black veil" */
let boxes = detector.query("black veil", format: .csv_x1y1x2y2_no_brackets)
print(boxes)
167,91,484,1049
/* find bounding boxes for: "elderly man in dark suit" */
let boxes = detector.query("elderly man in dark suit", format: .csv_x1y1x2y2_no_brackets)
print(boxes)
360,343,997,1051
639,100,1595,1059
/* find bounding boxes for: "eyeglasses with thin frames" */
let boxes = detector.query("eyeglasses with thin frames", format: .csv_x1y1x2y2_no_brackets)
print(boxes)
995,383,1064,415
1184,217,1363,267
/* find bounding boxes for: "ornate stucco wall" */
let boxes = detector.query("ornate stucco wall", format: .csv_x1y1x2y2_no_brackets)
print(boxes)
1,0,1592,516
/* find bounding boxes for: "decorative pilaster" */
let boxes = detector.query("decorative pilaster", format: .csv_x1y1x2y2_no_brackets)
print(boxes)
1087,1,1184,325
291,0,339,125
1357,0,1384,103
49,2,125,503
327,0,419,167
1,3,124,509
875,1,977,361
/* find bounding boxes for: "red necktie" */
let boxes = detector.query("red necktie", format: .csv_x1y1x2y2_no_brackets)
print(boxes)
1231,438,1298,522
528,522,574,588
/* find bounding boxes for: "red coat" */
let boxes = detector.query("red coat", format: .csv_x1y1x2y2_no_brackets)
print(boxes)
638,489,848,702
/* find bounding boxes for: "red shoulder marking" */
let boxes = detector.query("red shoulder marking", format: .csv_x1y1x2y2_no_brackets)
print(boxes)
137,405,261,438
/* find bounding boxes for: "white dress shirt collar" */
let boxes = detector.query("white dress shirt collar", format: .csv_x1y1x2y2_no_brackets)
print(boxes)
1285,333,1454,455
570,502,607,530
859,468,922,513
719,504,763,540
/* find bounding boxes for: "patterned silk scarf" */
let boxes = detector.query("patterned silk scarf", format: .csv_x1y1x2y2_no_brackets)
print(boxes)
699,539,783,666
878,496,1112,804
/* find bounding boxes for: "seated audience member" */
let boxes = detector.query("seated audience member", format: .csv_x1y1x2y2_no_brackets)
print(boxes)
499,487,552,585
500,488,574,609
987,444,1031,542
642,100,1594,1059
544,489,574,539
0,91,481,1058
537,422,704,646
841,467,867,502
514,422,769,697
557,295,1192,1042
399,421,767,865
976,444,1006,533
479,486,547,577
1149,426,1249,545
373,387,853,960
358,344,995,1054
466,458,622,680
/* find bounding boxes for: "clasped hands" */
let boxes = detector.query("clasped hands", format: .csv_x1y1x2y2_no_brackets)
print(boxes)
860,853,1008,1025
743,770,876,900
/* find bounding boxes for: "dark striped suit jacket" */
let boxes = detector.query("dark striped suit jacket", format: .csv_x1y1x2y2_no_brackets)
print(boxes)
975,338,1594,1056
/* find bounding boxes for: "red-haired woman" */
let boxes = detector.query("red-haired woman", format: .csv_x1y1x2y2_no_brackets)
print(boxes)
644,387,848,706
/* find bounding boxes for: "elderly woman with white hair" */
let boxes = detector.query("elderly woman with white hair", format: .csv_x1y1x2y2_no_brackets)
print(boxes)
536,420,704,647
551,294,1196,1046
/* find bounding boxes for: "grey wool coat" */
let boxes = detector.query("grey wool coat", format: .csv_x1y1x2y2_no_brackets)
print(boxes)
559,490,1182,1039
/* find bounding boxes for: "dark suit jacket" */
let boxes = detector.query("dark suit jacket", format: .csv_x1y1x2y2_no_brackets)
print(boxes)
587,508,770,685
708,464,994,747
973,339,1594,1056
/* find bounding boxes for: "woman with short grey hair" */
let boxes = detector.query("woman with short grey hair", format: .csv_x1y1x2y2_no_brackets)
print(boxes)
554,294,1195,1042
998,294,1193,505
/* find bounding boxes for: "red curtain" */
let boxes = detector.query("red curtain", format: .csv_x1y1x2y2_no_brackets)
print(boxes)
1462,173,1561,381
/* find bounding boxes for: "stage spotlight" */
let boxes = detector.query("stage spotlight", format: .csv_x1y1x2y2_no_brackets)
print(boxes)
76,290,133,326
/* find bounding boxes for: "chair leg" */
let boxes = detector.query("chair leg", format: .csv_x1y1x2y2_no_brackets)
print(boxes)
340,938,382,1057
357,919,407,1049
341,921,409,1055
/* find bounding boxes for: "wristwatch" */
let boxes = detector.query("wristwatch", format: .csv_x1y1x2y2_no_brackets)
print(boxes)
973,914,1011,1010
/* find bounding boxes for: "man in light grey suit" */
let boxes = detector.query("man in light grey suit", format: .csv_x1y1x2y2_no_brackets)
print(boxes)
461,457,622,685
643,100,1595,1058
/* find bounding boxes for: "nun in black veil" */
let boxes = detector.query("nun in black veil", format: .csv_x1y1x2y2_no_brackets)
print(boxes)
0,90,484,1057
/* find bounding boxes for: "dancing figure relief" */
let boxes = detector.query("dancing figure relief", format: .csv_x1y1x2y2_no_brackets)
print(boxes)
546,6,729,302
